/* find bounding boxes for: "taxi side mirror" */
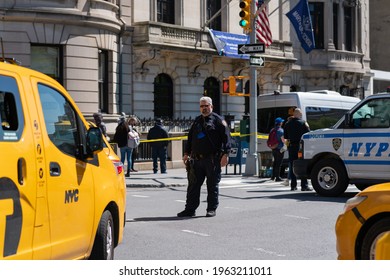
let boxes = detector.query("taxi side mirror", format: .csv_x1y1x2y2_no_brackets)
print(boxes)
86,127,103,157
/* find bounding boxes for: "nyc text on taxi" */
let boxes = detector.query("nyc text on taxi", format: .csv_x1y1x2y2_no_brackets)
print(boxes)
0,60,126,259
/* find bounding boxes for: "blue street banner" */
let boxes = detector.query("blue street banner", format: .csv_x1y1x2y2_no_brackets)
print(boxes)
286,0,315,53
209,29,250,59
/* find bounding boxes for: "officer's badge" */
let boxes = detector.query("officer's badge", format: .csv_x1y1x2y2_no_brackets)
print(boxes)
332,138,342,151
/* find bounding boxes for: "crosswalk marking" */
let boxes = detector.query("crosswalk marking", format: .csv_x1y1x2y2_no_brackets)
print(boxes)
182,230,210,237
285,214,310,220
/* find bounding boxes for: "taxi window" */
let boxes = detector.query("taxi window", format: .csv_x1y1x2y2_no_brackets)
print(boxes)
0,75,24,141
38,84,80,157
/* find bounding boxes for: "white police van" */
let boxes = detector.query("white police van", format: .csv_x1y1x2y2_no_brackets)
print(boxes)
294,93,390,196
257,90,360,174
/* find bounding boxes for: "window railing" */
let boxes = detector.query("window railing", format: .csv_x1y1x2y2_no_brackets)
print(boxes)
132,21,215,51
136,117,194,134
110,117,192,162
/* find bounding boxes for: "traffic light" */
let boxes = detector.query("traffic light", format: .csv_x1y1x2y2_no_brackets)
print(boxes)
239,0,252,31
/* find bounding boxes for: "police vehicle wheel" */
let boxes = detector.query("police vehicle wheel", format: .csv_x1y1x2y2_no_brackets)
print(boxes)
311,158,348,196
360,217,390,259
89,210,115,260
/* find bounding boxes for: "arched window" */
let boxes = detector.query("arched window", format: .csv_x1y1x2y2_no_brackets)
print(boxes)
153,74,173,119
203,77,220,115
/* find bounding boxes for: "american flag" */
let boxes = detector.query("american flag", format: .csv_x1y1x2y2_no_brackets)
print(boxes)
255,0,273,46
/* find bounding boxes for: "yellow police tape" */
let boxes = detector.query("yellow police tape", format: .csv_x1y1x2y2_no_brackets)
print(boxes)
140,132,267,143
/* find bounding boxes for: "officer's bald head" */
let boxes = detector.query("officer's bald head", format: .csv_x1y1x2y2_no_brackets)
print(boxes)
293,108,302,118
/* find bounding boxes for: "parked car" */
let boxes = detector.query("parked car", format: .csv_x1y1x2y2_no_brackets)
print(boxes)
335,182,390,259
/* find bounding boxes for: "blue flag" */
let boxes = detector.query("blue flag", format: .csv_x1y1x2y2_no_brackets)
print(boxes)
286,0,315,53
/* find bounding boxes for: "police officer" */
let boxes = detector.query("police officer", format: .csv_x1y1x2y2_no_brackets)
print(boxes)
177,96,231,218
284,108,312,191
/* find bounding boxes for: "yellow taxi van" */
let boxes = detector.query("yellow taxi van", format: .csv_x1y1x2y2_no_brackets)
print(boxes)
335,183,390,259
0,59,126,259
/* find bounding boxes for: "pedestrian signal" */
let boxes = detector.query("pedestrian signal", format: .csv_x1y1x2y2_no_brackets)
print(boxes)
235,78,244,94
222,76,245,95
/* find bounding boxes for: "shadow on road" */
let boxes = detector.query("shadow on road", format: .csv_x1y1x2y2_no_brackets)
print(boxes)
219,188,358,204
128,216,205,223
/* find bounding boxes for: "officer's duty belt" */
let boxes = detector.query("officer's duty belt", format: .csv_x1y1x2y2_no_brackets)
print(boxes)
191,153,218,160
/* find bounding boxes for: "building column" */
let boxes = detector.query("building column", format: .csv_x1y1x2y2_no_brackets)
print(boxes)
338,1,344,50
326,1,335,50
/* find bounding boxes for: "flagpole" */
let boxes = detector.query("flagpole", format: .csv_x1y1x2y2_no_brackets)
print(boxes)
201,0,234,31
243,0,259,176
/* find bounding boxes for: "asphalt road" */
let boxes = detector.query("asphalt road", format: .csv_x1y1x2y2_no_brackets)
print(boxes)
116,179,359,260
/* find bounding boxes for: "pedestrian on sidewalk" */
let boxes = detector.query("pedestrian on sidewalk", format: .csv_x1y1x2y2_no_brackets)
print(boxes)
270,117,285,182
177,96,232,218
284,108,312,191
147,118,169,174
113,114,132,177
128,115,140,172
281,112,295,187
93,111,109,141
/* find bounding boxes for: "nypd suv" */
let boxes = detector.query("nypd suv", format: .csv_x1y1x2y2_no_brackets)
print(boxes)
293,93,390,197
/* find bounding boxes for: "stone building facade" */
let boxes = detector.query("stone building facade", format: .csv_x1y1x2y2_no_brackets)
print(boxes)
0,0,372,134
369,0,390,93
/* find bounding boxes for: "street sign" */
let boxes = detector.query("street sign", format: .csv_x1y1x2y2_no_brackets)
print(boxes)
250,56,265,67
237,43,265,54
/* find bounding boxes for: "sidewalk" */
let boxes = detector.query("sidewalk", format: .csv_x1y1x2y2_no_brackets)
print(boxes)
125,164,268,188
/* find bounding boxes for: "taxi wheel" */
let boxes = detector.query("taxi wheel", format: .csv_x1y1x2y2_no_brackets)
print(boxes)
311,158,348,197
89,210,115,260
360,217,390,260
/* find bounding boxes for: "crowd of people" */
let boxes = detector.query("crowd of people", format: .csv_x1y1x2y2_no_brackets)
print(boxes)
109,113,170,177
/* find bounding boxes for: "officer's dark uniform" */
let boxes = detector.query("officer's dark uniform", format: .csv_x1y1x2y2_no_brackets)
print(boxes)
284,117,310,190
183,112,231,214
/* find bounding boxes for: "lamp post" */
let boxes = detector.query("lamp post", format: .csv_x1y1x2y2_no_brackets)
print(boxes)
243,0,259,176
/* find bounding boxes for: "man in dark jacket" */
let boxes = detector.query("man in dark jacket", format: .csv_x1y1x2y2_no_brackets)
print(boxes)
147,118,169,174
284,108,312,191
